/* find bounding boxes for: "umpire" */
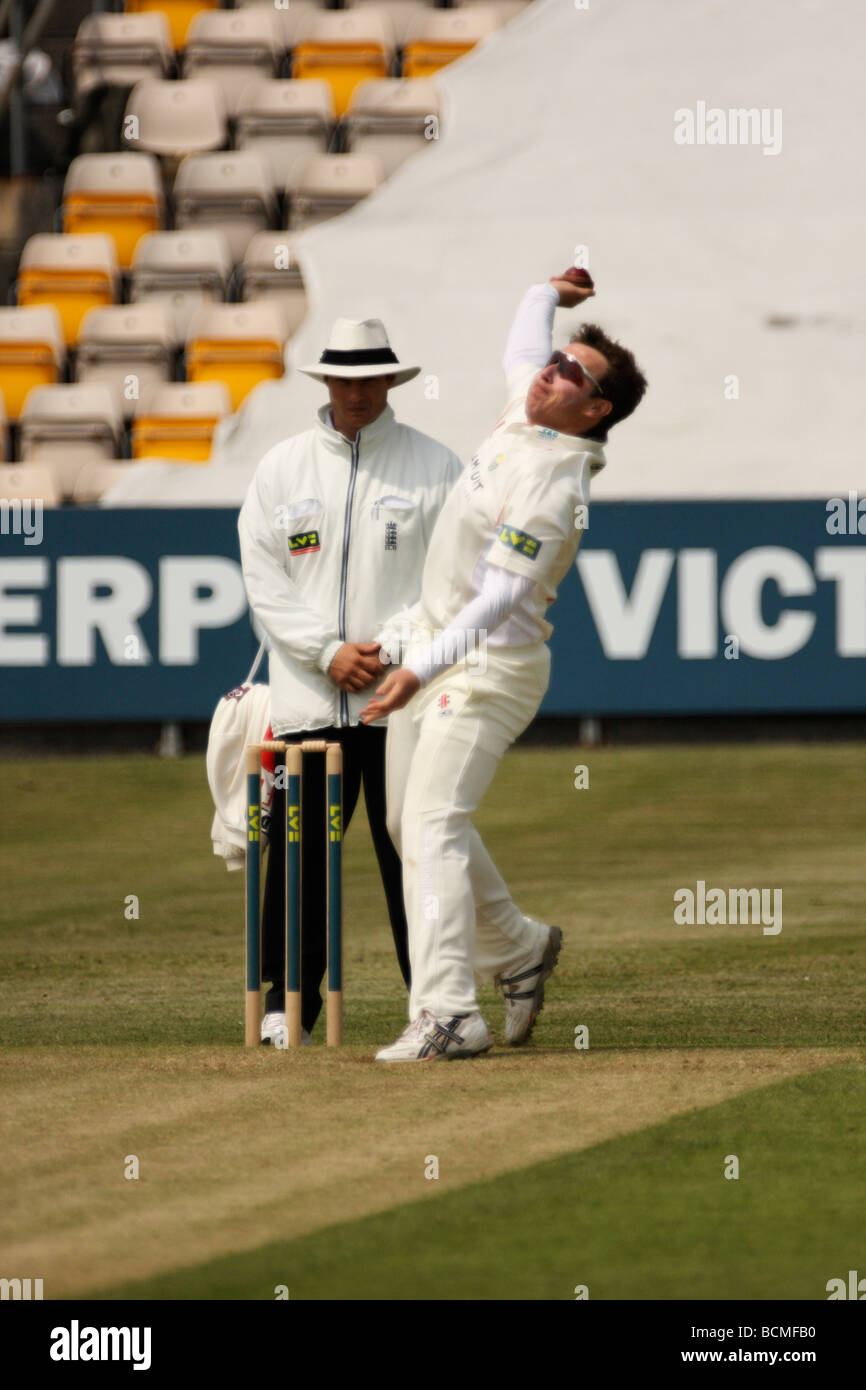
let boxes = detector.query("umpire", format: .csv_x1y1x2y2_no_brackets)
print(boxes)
238,317,462,1042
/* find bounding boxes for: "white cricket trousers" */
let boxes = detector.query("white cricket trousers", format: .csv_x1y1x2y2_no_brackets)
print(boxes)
385,641,551,1020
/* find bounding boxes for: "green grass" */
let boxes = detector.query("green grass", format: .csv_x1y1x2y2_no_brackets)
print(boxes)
96,1063,866,1300
1,742,863,1299
0,744,862,1049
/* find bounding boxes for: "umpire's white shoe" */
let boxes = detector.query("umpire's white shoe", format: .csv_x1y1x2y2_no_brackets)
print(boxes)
498,925,563,1046
260,1012,311,1046
375,1009,492,1063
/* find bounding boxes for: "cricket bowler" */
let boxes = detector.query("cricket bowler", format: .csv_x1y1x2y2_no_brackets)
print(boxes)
360,264,648,1061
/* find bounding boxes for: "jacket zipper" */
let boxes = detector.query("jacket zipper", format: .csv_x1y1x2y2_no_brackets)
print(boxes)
337,435,360,727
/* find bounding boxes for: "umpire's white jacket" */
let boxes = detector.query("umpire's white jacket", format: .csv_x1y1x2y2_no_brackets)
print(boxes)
238,402,462,734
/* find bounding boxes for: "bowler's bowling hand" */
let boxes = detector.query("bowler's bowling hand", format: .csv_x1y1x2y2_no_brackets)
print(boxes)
550,267,595,308
360,669,420,724
328,641,387,692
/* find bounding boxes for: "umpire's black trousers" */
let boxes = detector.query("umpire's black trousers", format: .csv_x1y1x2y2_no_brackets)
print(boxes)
261,724,410,1033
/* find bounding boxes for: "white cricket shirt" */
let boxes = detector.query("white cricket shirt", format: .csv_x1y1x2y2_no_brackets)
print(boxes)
414,362,606,646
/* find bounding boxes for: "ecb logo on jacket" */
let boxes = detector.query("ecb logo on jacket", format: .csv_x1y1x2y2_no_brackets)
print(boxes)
288,531,321,555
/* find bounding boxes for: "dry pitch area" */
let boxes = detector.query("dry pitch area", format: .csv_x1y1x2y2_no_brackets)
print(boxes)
0,744,863,1299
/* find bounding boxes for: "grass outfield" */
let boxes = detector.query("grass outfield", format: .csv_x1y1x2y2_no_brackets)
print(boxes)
0,743,863,1299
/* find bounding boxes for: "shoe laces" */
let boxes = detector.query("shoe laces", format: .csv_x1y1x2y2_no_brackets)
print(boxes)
401,1010,435,1040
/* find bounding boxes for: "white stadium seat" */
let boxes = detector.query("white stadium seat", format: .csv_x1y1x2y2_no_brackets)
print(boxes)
130,229,233,341
287,152,384,231
235,79,335,190
72,12,173,101
19,384,123,482
76,303,177,418
238,232,308,335
73,460,141,504
183,8,286,117
0,462,61,507
173,151,279,261
123,77,227,158
238,0,322,50
343,77,440,176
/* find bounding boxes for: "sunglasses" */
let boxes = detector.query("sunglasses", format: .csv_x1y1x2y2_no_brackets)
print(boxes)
545,351,605,397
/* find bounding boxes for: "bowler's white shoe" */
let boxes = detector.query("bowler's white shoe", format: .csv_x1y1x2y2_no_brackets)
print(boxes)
498,925,563,1045
375,1009,492,1063
261,1011,311,1046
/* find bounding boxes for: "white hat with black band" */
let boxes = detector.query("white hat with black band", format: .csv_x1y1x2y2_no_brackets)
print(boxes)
299,317,420,386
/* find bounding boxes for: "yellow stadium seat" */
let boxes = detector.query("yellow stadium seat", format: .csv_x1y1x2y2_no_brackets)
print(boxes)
62,154,164,271
132,380,230,461
0,306,65,420
124,0,217,51
17,235,118,346
0,388,7,461
402,8,500,78
292,10,394,119
185,301,286,410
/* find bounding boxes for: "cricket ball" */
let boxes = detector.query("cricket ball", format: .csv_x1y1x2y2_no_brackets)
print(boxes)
562,267,593,286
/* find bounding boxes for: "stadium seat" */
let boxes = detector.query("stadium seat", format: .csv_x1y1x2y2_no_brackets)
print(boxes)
72,12,174,100
237,233,307,335
183,8,285,118
0,307,65,421
19,384,123,483
73,459,140,504
16,235,118,346
62,153,164,271
132,380,230,461
123,78,227,159
287,152,384,231
458,0,532,21
0,389,7,461
402,7,500,77
124,0,217,51
238,0,321,51
343,78,439,176
354,1,436,51
292,9,394,118
76,304,177,419
130,229,233,341
185,300,286,409
0,462,60,507
235,79,335,190
173,151,278,261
